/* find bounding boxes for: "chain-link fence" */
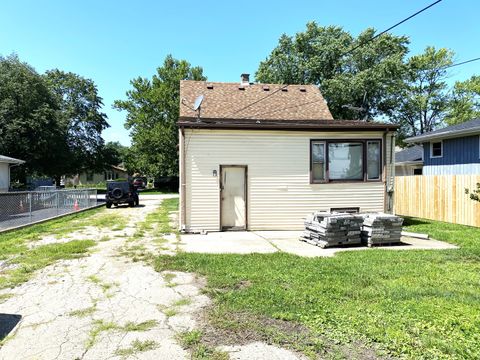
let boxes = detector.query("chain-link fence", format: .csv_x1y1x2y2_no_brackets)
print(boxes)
0,189,98,231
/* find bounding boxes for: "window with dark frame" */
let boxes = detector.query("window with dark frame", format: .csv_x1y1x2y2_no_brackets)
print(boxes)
310,140,382,183
311,141,326,182
367,141,381,180
431,141,442,157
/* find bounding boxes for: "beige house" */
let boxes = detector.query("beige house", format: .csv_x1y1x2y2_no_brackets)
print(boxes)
178,75,398,232
66,165,129,186
0,155,25,192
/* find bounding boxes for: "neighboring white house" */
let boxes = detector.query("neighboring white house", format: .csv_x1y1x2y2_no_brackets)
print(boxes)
395,145,423,176
0,155,25,192
178,75,398,232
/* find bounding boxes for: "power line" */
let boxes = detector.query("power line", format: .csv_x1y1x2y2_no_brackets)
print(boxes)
418,56,480,72
442,57,480,70
339,0,443,58
225,1,442,120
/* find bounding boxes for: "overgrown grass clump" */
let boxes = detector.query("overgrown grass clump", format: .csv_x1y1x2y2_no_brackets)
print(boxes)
155,216,480,359
138,197,178,234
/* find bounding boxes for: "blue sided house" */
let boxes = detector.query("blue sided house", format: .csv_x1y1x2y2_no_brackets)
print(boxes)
404,118,480,175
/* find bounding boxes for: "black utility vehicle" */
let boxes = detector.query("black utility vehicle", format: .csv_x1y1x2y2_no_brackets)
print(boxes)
105,181,139,208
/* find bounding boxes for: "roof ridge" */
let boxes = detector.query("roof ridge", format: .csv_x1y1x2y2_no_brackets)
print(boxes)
180,79,318,87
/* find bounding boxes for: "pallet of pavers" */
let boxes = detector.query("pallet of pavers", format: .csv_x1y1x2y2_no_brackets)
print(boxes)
360,213,404,247
301,212,363,248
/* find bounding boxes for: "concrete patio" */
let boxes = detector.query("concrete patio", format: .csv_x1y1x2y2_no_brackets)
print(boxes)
179,231,458,257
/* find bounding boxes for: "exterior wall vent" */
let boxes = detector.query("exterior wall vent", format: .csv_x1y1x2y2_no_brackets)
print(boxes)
262,85,270,91
206,84,214,89
281,88,288,92
299,87,306,92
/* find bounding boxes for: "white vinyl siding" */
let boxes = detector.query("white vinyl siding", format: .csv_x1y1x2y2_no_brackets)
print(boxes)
183,129,394,232
0,163,10,192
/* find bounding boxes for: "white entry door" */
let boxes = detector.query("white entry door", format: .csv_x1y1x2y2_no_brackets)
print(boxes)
220,166,246,231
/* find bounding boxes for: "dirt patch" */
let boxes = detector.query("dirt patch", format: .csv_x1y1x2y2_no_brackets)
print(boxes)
193,307,389,360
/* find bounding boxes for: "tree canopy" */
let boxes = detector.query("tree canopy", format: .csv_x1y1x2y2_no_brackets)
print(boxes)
0,54,111,184
256,22,409,120
446,75,480,125
44,69,110,176
0,55,63,180
386,47,454,142
256,22,479,142
114,55,205,178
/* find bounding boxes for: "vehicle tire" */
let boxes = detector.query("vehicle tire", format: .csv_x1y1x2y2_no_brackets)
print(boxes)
106,202,112,209
112,188,123,199
128,201,134,207
135,196,139,206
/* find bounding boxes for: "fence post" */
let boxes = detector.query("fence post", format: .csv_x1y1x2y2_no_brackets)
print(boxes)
28,193,32,223
56,191,59,215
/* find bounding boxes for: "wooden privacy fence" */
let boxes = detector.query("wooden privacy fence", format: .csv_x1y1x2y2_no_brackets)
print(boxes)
395,175,480,227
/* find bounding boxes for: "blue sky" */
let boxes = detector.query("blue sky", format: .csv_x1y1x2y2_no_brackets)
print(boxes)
1,0,479,145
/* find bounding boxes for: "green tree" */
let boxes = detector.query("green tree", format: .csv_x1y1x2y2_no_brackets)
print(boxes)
256,22,409,119
387,47,454,142
445,75,480,125
114,55,206,177
44,70,109,179
0,54,64,182
102,141,129,166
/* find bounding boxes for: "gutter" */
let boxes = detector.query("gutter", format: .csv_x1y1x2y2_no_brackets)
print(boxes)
405,127,480,143
178,118,399,131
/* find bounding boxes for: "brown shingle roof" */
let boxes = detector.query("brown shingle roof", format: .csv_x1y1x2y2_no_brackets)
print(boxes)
179,80,333,121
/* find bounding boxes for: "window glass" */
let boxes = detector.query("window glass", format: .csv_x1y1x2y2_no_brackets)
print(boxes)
432,142,442,157
367,141,381,180
312,142,325,181
328,142,363,180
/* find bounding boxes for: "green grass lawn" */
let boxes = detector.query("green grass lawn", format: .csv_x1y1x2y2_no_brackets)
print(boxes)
155,202,480,359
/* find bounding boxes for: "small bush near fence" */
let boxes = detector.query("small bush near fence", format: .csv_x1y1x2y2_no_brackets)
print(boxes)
0,189,98,231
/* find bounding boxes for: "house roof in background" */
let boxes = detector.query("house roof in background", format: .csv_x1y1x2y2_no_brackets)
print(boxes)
0,155,25,164
395,145,423,164
405,118,480,143
111,164,127,172
179,80,333,121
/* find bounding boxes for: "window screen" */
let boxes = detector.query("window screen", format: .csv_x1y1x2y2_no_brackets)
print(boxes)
367,141,381,180
311,142,326,182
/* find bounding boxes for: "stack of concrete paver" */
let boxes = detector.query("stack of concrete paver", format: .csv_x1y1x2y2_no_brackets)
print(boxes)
360,213,404,247
301,212,363,248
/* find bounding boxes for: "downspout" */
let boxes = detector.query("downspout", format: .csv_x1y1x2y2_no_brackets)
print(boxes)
179,127,187,231
386,130,395,214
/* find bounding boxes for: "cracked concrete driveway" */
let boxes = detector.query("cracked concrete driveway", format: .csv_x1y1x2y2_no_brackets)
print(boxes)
0,195,307,360
0,195,210,360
